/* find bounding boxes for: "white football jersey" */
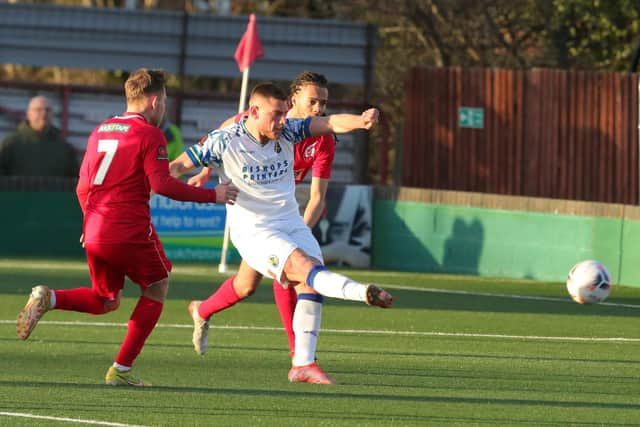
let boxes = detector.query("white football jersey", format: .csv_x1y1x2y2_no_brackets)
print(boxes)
186,117,312,227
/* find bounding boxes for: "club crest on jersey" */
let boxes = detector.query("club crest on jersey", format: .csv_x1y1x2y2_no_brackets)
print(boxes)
274,141,281,153
267,255,280,268
303,142,318,160
156,145,169,160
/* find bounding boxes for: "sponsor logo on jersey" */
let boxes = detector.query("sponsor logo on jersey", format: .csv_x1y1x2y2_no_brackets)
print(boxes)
267,255,279,268
156,145,169,160
241,160,289,184
98,123,130,133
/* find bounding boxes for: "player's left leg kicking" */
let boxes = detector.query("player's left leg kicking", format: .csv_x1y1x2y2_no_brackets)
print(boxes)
188,222,392,384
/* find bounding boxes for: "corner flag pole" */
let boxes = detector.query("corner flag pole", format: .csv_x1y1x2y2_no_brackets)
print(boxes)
218,14,264,273
218,68,249,273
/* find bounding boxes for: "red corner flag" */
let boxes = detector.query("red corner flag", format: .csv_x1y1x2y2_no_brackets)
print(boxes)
234,14,264,72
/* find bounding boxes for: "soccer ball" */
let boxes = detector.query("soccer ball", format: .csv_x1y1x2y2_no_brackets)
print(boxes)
566,260,612,304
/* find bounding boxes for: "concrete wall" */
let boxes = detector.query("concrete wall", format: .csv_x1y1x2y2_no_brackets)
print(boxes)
372,187,640,287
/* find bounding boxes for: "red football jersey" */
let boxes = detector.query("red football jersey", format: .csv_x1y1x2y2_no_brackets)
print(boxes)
79,113,216,244
293,134,336,184
79,113,169,243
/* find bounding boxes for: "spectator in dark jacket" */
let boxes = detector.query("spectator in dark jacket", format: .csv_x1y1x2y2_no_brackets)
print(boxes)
0,95,78,177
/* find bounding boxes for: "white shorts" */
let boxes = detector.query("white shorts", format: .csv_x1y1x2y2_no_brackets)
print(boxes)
230,215,323,284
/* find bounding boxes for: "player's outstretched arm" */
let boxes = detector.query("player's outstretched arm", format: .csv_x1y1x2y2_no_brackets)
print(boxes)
169,152,197,178
304,177,329,228
165,152,238,204
309,108,379,135
145,152,236,204
148,171,237,205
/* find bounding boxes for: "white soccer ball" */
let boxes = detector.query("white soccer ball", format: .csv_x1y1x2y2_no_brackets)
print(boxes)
566,260,612,304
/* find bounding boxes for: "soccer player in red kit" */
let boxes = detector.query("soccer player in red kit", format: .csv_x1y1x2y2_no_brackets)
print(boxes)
184,73,368,380
16,68,238,387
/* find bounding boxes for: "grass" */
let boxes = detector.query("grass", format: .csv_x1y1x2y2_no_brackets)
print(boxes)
1,258,640,426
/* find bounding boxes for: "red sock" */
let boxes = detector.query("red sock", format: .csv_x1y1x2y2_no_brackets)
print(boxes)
273,280,297,356
54,288,107,315
114,296,163,368
198,276,242,320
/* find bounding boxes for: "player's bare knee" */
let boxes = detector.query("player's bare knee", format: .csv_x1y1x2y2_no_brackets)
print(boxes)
235,262,262,298
143,277,169,302
284,249,318,283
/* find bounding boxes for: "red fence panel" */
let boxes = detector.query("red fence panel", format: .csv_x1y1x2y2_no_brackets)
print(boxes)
403,67,640,204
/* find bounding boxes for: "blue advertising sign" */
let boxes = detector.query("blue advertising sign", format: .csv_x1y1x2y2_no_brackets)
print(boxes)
150,196,225,233
150,194,237,262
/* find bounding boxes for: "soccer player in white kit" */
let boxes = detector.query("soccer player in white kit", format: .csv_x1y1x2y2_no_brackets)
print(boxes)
170,83,392,384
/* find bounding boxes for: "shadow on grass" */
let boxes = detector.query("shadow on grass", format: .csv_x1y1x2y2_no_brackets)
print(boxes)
2,379,640,413
6,336,640,366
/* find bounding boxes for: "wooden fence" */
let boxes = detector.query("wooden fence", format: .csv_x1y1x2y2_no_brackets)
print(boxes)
403,67,639,204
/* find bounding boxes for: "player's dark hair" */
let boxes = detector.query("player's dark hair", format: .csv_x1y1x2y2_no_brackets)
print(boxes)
125,68,166,102
289,71,328,98
250,82,288,101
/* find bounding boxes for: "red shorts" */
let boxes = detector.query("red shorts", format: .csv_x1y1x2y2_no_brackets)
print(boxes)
84,233,172,300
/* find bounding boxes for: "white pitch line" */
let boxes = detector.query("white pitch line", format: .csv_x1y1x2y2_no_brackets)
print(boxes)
2,319,640,343
0,412,147,427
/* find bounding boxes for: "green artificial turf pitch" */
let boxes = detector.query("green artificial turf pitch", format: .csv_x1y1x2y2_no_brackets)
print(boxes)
1,259,640,426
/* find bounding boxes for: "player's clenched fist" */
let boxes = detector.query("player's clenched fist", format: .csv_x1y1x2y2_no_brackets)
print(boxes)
361,108,379,130
215,181,239,204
